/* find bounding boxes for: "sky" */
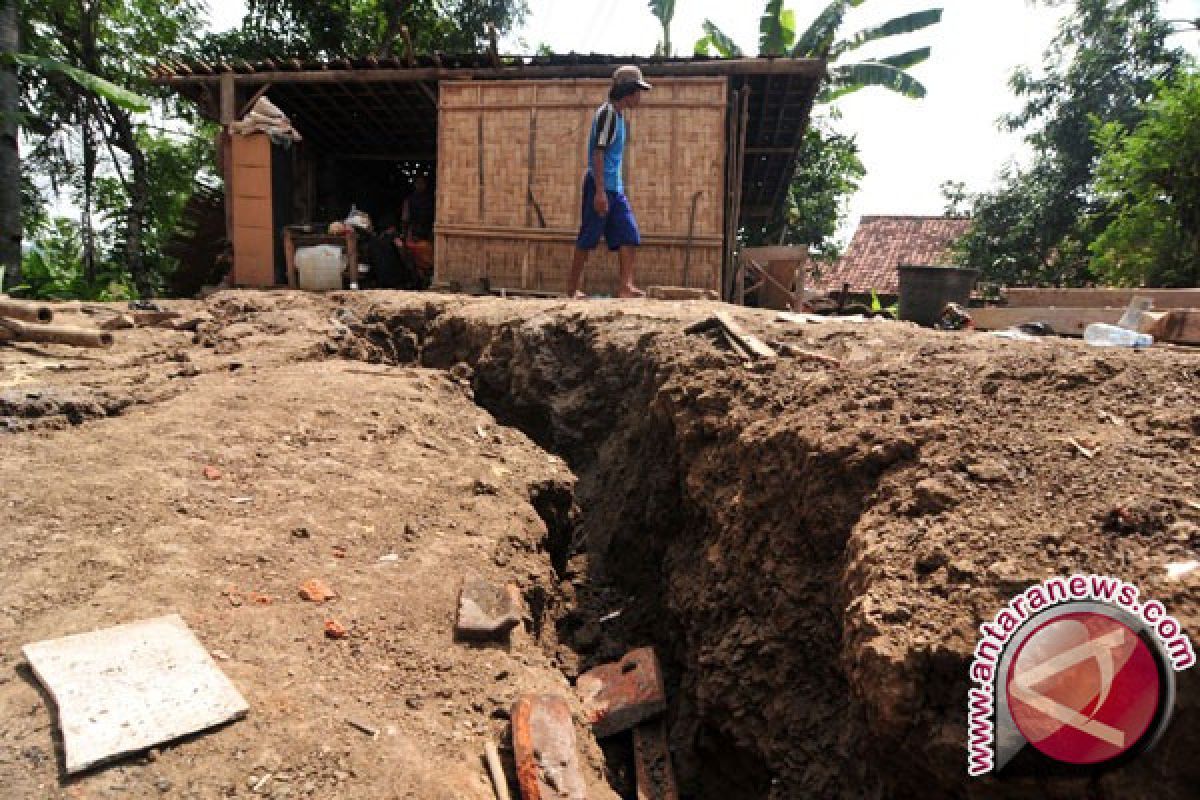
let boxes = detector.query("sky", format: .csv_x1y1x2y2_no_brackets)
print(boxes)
208,0,1200,242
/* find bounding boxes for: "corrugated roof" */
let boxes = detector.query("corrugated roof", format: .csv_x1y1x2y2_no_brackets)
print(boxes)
818,215,972,295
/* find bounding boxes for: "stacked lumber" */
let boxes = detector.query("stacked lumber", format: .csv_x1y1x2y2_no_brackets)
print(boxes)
971,288,1200,345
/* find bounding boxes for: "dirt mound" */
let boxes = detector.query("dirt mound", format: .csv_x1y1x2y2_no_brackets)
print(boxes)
332,293,1200,799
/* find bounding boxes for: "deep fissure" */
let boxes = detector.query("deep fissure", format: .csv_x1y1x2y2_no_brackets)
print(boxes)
330,301,899,799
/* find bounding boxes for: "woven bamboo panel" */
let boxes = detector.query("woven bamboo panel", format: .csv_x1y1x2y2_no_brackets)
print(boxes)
434,232,720,296
437,77,726,292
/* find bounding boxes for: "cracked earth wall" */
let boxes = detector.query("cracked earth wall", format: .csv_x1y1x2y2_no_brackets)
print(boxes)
331,295,1200,799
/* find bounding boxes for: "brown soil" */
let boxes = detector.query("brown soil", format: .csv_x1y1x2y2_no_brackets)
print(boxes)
1,290,1197,800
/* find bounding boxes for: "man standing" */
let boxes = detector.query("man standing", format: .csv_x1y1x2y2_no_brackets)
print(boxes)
567,65,652,298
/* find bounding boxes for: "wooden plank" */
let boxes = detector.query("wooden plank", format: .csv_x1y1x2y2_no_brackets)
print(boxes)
714,312,776,360
1004,288,1200,309
970,307,1120,335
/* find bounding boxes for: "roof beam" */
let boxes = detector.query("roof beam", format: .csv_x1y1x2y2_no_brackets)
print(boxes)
152,58,827,88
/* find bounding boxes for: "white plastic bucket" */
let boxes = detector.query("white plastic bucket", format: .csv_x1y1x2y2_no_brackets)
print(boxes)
294,245,345,291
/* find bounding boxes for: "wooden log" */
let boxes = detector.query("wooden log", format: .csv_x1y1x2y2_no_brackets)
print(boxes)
1004,288,1200,309
0,297,53,323
0,317,115,348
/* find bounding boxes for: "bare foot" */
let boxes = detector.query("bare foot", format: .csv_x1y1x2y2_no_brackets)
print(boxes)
616,285,645,299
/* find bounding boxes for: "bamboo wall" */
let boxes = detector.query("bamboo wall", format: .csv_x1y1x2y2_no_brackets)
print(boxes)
435,77,727,294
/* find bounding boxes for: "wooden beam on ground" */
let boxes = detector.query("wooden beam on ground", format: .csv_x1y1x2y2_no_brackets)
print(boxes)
1004,288,1200,309
714,312,776,359
1142,310,1200,345
969,307,1120,336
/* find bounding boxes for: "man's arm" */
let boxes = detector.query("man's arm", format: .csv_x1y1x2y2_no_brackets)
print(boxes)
591,149,608,216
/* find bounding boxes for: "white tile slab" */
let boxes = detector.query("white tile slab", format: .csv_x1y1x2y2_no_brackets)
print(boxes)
23,614,249,774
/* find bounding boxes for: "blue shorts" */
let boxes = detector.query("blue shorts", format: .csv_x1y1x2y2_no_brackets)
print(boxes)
576,174,641,251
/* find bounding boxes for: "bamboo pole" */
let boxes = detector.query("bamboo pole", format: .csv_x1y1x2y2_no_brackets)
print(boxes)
483,742,512,800
0,297,53,323
0,317,114,348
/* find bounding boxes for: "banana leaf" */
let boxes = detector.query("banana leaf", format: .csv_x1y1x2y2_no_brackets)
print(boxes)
877,46,932,72
5,53,150,112
647,0,676,24
831,9,944,58
694,19,745,58
820,61,928,103
792,0,866,58
759,0,798,56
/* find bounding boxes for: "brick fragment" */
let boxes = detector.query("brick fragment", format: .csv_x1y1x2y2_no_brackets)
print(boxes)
576,647,666,738
299,578,337,603
510,694,586,800
456,576,522,641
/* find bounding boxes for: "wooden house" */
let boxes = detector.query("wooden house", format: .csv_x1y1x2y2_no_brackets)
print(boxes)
154,53,823,297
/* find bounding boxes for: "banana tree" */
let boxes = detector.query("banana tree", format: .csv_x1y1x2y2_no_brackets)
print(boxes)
696,0,943,102
648,0,677,57
693,1,943,254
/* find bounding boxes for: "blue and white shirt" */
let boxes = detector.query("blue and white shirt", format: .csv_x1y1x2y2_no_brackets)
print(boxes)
587,102,626,194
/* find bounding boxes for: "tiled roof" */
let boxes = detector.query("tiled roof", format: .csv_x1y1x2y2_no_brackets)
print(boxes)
817,215,972,295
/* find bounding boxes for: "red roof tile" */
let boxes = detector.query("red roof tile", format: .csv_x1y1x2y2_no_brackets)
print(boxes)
816,215,972,295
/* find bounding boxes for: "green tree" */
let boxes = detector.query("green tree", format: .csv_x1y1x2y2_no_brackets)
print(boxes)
741,118,864,256
20,0,205,296
1,0,150,289
1090,72,1200,287
954,0,1186,286
693,1,941,252
202,0,529,61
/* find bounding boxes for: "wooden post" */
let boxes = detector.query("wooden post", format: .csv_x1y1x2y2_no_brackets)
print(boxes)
220,73,237,283
722,87,739,301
